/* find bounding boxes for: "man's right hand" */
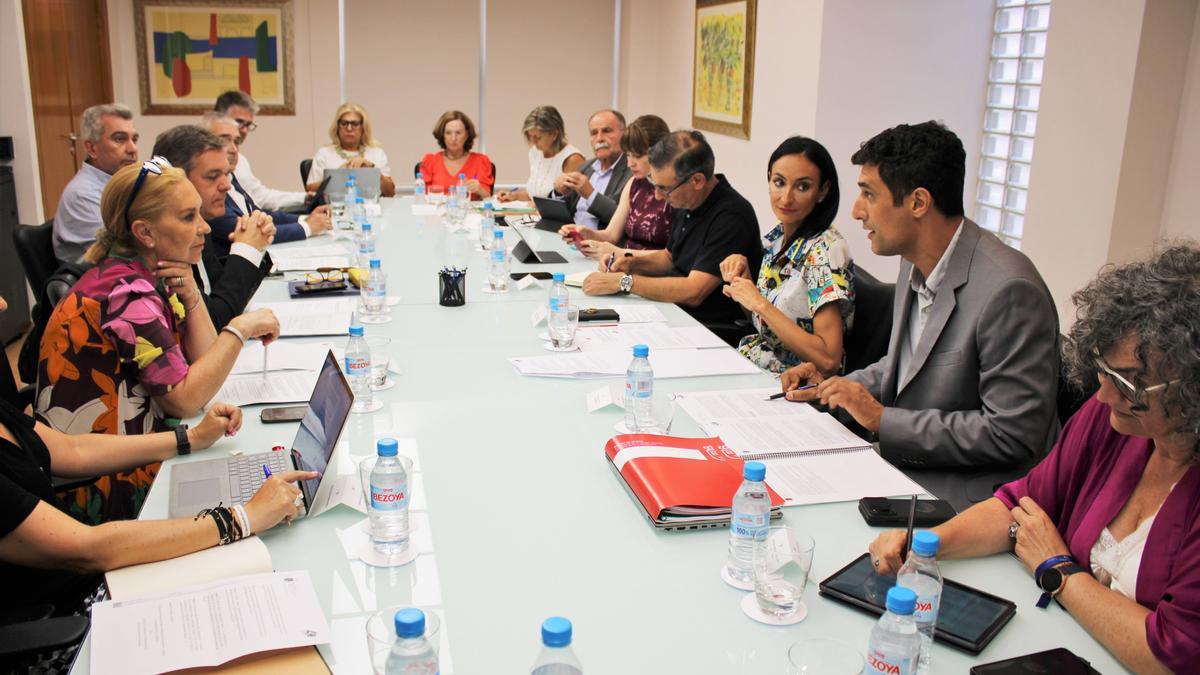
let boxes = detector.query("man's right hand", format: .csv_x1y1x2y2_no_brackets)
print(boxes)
230,210,276,250
780,362,825,400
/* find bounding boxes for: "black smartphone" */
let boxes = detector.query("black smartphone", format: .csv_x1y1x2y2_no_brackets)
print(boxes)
579,308,620,323
260,405,307,423
511,272,553,280
858,496,956,527
970,648,1099,674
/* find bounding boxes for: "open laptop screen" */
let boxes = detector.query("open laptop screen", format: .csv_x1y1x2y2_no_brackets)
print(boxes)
291,350,353,507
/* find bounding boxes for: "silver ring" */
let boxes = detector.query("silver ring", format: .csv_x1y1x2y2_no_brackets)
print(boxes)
1008,521,1020,539
174,276,183,286
293,494,303,507
872,558,879,567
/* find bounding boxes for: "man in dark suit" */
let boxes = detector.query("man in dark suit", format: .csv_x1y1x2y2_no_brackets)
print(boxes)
554,109,632,230
782,121,1059,511
201,113,332,258
151,125,275,329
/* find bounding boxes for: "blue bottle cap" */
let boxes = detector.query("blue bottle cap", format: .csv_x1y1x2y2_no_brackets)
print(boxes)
541,617,572,647
632,344,649,358
552,272,565,282
743,461,766,482
458,173,466,179
416,172,423,179
377,438,398,457
886,586,917,615
356,197,364,203
369,258,381,268
345,180,353,186
349,325,364,336
394,608,425,638
493,228,504,238
911,530,940,556
362,222,372,231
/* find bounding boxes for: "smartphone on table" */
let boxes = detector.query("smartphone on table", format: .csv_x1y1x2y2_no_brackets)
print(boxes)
260,405,307,423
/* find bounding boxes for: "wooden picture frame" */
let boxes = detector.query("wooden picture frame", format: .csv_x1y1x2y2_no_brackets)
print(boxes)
134,0,295,115
691,0,756,140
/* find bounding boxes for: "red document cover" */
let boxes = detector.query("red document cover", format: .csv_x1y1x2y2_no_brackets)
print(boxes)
604,434,784,523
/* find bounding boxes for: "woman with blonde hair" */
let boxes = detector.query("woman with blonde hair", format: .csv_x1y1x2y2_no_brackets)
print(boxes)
496,105,585,202
35,158,279,523
306,102,396,196
419,110,494,199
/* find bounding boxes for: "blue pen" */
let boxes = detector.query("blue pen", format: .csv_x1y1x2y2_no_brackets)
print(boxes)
262,464,272,479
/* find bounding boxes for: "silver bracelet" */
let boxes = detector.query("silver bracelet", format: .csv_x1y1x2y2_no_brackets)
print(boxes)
233,504,252,536
221,325,247,345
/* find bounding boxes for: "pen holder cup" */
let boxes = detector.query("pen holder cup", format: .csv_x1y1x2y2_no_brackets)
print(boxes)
438,271,466,307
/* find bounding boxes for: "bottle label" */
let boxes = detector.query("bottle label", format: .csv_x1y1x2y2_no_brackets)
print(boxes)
370,479,408,511
913,594,939,624
367,280,386,298
491,249,505,262
360,242,375,256
730,508,769,538
345,356,370,377
866,648,915,675
549,298,560,311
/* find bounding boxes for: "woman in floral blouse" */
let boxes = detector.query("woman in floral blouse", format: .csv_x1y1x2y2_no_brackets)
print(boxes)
35,158,279,523
720,137,854,375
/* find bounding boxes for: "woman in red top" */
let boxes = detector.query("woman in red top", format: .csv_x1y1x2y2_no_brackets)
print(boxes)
419,110,494,200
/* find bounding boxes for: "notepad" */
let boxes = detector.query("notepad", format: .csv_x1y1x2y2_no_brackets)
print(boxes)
251,298,355,336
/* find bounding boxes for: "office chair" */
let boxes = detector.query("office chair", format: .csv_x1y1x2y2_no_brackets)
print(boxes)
0,606,89,671
299,159,312,188
843,266,895,373
1056,334,1097,427
13,220,60,299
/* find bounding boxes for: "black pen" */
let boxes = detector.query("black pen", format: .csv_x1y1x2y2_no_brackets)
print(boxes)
901,494,918,563
765,384,817,400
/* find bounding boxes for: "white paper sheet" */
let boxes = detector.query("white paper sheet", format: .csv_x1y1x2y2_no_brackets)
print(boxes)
269,244,354,272
230,341,333,375
708,413,872,458
214,369,321,406
761,451,924,506
509,347,760,379
575,324,727,352
605,303,669,324
675,388,817,433
90,571,330,675
252,298,355,336
105,537,273,602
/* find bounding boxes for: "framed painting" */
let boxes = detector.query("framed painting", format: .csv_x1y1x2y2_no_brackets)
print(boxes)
134,0,294,115
692,0,756,140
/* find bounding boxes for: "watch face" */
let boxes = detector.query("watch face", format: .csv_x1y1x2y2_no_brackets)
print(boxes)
1039,567,1063,593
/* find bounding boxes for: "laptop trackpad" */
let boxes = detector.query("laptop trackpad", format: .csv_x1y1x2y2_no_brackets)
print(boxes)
177,477,222,505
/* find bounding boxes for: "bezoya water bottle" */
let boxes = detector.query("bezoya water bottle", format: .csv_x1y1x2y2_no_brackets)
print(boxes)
362,258,387,315
866,586,922,675
480,200,495,246
383,608,436,675
359,221,376,267
530,617,582,675
369,438,410,556
623,344,653,431
352,196,367,234
487,228,510,291
897,531,943,673
414,172,427,205
548,272,569,316
456,172,469,201
345,176,359,210
345,324,373,412
724,461,770,586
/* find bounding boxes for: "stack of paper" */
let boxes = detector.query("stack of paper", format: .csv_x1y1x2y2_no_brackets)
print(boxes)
575,324,727,352
269,243,353,272
509,348,759,379
230,341,332,375
251,298,356,336
213,369,320,406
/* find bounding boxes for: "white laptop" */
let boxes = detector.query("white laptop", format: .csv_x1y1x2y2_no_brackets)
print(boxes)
325,168,382,199
168,350,352,518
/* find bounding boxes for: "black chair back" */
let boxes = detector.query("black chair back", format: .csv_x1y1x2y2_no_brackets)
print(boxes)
299,159,312,187
413,161,422,179
844,266,895,374
12,220,59,298
1056,335,1097,426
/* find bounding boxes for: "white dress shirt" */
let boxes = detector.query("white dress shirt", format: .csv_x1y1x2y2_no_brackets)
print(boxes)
233,153,307,211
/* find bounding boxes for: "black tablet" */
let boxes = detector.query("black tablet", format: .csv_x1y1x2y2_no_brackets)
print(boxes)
818,553,1016,654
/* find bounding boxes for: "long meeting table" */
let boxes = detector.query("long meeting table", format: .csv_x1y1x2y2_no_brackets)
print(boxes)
72,198,1127,674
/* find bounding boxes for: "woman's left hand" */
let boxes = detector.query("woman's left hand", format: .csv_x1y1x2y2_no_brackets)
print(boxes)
191,402,243,450
154,260,201,309
722,276,765,312
343,157,373,169
1010,496,1071,573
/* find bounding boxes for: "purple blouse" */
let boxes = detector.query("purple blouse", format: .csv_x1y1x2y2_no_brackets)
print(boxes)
621,177,672,251
995,395,1200,671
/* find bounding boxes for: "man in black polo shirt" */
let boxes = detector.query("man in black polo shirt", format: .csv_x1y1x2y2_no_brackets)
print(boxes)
581,129,761,344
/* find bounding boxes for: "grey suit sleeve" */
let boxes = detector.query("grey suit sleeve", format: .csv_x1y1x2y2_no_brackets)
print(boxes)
844,356,888,400
877,277,1058,468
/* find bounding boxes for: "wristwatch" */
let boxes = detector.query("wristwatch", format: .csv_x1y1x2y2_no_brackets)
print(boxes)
618,274,633,295
174,424,192,456
1037,561,1087,607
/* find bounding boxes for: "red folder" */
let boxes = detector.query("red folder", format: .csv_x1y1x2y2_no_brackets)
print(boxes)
604,434,784,526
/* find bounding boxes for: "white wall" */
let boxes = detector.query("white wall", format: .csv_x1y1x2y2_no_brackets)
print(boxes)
1161,4,1200,241
0,0,44,225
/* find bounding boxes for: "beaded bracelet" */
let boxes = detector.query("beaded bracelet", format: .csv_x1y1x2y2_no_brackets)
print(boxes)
195,503,244,545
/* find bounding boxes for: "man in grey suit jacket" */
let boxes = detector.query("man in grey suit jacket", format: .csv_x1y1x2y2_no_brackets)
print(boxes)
782,121,1059,511
554,109,632,230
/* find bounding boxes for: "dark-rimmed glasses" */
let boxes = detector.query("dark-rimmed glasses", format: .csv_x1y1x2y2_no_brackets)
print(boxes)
338,119,363,129
650,172,695,198
305,267,346,284
1093,349,1178,404
233,117,258,132
124,156,172,227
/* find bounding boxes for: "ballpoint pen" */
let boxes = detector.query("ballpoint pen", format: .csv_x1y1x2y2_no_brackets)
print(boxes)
262,341,268,381
765,384,817,400
262,464,272,479
901,494,918,563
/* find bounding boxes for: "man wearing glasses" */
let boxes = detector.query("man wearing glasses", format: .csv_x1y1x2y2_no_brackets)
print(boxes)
215,90,309,211
582,129,761,346
781,121,1059,511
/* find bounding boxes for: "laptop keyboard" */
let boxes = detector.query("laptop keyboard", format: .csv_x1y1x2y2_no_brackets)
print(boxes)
229,452,291,504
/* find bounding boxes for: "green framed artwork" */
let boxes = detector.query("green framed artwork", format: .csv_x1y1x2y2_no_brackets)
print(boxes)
134,0,295,115
692,0,756,140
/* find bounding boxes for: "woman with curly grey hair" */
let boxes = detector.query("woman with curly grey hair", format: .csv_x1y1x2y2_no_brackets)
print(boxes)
869,243,1200,673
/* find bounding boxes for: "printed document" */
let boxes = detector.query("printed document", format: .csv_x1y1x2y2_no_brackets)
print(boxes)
230,341,332,375
214,369,320,406
252,298,355,336
761,452,924,505
269,243,353,272
90,571,330,675
575,324,726,352
709,413,871,457
509,347,759,379
675,388,818,433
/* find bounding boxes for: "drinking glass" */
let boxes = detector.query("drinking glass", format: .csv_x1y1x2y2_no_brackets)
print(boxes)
330,197,349,229
548,304,580,348
427,185,446,205
366,336,391,388
752,526,815,618
786,638,864,674
364,606,441,674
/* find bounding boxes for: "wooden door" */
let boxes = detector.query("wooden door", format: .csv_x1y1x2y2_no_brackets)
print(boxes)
22,0,113,220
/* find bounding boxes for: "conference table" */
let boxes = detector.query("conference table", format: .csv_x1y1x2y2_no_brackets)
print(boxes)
73,197,1126,674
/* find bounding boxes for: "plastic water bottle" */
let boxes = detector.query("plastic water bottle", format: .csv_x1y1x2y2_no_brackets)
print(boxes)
369,438,410,556
548,272,569,316
480,200,495,245
457,172,469,201
866,586,922,675
362,258,387,315
345,324,372,412
724,461,770,586
487,228,510,291
352,196,367,234
414,172,426,205
623,344,653,431
345,177,359,211
383,608,436,674
897,531,943,673
530,617,582,675
359,222,376,267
